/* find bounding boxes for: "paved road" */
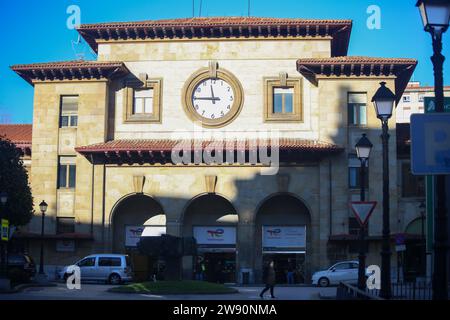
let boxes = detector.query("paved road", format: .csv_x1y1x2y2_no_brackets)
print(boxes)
0,283,336,300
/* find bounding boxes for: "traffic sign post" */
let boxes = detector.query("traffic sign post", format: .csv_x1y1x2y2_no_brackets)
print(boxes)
350,201,377,291
410,113,450,175
411,112,450,298
350,201,377,227
422,96,450,288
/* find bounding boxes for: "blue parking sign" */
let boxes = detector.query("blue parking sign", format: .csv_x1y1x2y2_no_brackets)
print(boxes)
411,113,450,175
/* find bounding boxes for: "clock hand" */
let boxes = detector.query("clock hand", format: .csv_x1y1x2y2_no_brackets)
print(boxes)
193,97,221,101
210,85,216,105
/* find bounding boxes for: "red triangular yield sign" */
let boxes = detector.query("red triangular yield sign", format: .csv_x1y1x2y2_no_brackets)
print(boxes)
350,201,377,226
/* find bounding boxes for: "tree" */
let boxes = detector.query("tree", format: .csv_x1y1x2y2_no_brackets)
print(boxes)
0,137,33,226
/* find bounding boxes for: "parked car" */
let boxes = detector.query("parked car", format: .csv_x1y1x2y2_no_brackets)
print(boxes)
312,260,368,287
58,254,133,284
0,253,36,283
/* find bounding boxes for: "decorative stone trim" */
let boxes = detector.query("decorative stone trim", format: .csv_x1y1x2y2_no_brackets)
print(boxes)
205,175,217,193
123,78,163,123
263,76,302,122
133,175,145,194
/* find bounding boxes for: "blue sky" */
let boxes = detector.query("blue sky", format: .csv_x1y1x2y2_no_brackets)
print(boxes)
0,0,449,123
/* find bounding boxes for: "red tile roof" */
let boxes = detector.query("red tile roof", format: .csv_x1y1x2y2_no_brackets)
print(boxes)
405,85,450,92
11,60,130,85
79,16,352,28
297,56,417,65
76,138,343,164
297,56,417,103
0,124,32,155
75,138,342,153
0,124,32,146
77,16,352,56
11,60,127,70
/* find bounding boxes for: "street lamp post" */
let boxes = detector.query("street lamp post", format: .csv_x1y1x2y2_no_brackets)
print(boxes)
419,201,426,277
355,134,373,290
38,200,48,275
0,192,8,280
372,81,396,299
416,0,450,301
419,201,426,243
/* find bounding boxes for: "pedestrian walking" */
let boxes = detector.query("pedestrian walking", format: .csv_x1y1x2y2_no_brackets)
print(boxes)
286,259,295,284
259,260,276,299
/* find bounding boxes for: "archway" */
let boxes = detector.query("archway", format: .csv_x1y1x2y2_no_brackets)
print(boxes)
255,193,312,284
182,193,238,283
111,194,166,281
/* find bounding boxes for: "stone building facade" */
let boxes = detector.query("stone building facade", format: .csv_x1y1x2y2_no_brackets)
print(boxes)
11,17,417,283
396,81,450,123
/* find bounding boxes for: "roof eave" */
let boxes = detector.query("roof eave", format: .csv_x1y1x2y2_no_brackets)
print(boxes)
296,58,418,102
10,62,130,85
76,18,353,54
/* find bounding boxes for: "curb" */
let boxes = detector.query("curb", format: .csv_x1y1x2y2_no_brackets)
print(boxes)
107,288,239,295
0,282,58,294
318,292,336,300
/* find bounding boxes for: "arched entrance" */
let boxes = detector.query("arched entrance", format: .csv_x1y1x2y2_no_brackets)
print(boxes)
112,194,166,281
255,193,312,284
182,193,238,283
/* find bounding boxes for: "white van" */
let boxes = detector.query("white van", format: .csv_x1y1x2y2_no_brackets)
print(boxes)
59,254,133,284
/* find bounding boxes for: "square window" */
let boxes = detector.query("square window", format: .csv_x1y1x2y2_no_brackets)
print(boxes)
60,96,78,128
124,80,162,123
348,93,367,126
264,78,302,122
348,155,369,189
58,156,76,189
133,88,154,115
57,217,75,234
273,87,294,114
401,162,425,197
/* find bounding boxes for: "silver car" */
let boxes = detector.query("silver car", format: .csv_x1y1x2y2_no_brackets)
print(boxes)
312,260,365,287
59,254,133,284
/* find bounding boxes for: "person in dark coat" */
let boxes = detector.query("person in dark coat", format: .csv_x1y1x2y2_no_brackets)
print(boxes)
286,259,295,284
259,260,276,299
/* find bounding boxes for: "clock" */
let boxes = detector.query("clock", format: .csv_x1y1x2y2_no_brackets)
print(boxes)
182,67,244,128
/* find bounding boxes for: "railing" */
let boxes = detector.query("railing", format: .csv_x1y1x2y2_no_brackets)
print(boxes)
390,281,432,300
337,281,436,300
336,282,383,300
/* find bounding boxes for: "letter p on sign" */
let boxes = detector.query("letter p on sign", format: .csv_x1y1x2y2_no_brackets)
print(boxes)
411,113,450,175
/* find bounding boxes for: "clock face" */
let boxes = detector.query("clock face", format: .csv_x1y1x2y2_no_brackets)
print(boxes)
182,68,244,128
192,78,235,121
